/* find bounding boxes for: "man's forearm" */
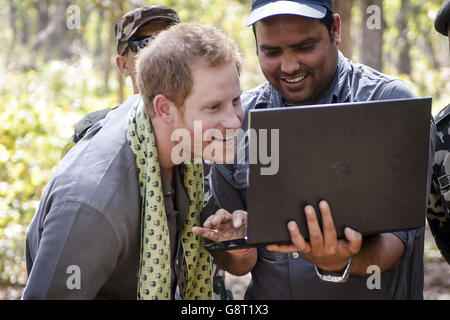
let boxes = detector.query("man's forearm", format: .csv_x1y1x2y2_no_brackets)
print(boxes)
212,250,257,276
351,233,405,276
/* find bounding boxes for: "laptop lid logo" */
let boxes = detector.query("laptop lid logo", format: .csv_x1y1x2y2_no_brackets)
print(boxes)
331,160,352,176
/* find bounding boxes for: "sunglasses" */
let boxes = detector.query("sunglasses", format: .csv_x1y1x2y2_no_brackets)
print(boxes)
121,35,155,55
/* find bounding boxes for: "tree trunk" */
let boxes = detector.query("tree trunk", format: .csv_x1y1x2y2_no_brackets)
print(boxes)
20,11,30,45
104,10,115,93
333,0,353,59
33,0,50,50
117,0,125,103
32,0,74,60
94,0,125,100
360,0,384,72
8,1,17,49
95,10,104,58
396,0,411,75
36,0,50,33
424,32,440,70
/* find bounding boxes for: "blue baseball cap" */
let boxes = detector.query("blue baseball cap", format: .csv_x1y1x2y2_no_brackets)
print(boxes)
246,0,333,26
435,0,450,36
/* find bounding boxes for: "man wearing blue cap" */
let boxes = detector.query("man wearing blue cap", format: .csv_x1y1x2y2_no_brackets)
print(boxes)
428,0,450,265
434,0,450,50
199,0,431,299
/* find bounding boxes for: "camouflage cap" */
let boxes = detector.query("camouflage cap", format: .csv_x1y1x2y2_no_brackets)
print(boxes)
115,6,180,54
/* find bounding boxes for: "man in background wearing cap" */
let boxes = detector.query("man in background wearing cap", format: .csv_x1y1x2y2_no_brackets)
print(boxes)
62,6,179,155
115,6,179,94
427,0,450,265
204,0,431,299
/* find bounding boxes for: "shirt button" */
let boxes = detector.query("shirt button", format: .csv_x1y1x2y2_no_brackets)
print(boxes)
292,252,300,259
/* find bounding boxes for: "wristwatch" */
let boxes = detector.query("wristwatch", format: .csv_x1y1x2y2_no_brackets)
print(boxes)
314,256,354,283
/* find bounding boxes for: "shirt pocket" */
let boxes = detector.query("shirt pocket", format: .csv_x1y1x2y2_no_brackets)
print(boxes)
233,164,249,190
438,154,450,212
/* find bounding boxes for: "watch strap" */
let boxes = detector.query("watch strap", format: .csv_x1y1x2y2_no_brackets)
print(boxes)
314,256,354,283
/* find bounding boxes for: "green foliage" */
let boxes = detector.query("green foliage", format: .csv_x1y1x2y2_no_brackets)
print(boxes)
382,0,450,113
0,56,117,284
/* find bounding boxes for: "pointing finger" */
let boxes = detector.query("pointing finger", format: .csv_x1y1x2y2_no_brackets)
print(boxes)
192,226,219,242
232,210,247,229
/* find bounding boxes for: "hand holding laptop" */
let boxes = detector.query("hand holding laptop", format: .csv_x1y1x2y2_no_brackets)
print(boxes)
267,200,363,272
194,200,363,272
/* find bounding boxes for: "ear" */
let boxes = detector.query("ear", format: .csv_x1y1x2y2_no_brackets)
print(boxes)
153,94,176,124
331,14,342,46
116,55,131,76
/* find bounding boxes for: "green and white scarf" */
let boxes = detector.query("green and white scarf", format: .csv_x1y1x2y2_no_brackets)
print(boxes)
126,98,212,300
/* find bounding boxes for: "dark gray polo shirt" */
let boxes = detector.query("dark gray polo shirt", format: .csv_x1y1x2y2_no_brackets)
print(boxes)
23,95,189,299
211,52,434,299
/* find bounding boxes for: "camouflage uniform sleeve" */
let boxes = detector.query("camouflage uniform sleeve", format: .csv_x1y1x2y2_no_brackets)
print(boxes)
427,104,450,264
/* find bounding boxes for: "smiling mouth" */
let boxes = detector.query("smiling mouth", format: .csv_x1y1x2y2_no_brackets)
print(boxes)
213,135,236,143
283,74,308,83
210,133,239,146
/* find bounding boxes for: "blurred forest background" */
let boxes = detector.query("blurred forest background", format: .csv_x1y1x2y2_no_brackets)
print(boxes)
0,0,449,299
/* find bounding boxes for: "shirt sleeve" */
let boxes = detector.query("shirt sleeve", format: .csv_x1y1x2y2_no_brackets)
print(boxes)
377,79,416,100
427,114,450,263
211,164,247,213
22,200,120,299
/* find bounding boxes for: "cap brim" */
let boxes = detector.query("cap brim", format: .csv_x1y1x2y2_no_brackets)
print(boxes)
117,16,178,54
128,16,179,40
246,1,327,26
434,1,450,36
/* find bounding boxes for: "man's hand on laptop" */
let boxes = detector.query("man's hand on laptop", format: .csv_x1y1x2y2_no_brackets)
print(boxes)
192,208,247,243
267,200,363,272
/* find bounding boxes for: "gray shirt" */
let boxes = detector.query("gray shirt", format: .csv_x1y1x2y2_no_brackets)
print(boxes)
23,95,189,299
211,52,433,299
